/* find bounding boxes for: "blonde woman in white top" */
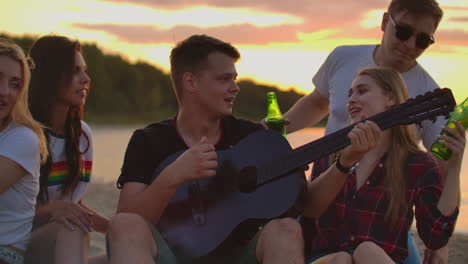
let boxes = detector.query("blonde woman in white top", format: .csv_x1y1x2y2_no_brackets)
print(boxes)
0,39,48,264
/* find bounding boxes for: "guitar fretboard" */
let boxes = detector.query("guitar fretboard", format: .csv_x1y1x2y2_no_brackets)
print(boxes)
256,88,455,186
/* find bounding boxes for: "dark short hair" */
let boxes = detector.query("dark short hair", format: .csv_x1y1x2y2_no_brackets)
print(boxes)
170,34,240,97
388,0,443,29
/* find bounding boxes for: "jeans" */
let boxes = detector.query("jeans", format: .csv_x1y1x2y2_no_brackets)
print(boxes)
403,230,421,264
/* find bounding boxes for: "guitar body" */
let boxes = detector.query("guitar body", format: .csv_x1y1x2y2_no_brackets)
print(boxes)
154,130,305,258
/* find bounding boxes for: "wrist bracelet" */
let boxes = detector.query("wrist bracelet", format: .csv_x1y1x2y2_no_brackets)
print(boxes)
335,157,358,174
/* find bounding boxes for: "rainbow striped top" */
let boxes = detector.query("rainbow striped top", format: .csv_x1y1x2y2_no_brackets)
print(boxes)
48,160,92,186
46,121,93,202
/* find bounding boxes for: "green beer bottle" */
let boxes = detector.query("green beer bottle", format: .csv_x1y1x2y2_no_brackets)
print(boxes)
265,92,286,136
431,97,468,160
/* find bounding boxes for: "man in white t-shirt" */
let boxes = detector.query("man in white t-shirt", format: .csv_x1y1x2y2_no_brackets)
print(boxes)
284,0,460,263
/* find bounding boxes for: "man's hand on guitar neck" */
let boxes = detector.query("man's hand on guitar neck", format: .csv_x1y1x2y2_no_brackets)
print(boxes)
168,136,218,185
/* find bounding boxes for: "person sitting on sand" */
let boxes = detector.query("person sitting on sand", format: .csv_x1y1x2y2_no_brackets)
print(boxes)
24,35,108,264
0,39,48,264
301,67,464,264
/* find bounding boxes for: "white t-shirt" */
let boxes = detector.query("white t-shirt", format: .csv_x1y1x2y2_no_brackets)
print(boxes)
313,44,445,150
46,121,93,202
0,123,40,250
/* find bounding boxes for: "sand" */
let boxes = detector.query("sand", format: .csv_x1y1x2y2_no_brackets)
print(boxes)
83,182,468,263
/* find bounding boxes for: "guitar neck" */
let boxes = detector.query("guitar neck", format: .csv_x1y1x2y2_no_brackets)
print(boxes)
257,107,403,185
255,88,455,186
296,109,398,165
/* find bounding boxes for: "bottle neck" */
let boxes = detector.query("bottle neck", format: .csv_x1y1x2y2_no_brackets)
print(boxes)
451,97,468,121
267,98,283,119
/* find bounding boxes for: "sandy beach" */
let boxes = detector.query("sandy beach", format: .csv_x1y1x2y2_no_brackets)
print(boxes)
84,182,468,263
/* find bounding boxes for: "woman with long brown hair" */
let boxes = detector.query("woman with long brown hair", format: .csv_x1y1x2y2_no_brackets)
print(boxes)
24,35,108,264
302,67,464,263
0,39,47,264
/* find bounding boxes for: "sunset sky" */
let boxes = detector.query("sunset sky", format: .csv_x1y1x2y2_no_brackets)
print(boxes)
2,0,468,102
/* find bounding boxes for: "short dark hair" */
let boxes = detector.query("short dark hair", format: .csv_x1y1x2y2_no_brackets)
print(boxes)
388,0,443,29
170,34,240,97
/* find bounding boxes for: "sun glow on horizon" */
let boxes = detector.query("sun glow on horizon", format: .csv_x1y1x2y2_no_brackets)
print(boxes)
360,10,385,29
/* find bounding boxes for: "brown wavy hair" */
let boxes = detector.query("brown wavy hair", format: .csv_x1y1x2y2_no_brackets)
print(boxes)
356,67,420,227
28,35,89,204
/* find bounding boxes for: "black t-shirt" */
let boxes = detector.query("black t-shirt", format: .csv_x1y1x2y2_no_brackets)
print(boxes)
117,115,264,188
117,115,265,250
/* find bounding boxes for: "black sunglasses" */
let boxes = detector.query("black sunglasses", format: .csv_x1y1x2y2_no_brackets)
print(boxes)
388,14,435,49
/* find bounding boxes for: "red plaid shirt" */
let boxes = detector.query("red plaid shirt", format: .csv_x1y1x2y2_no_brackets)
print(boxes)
301,151,459,262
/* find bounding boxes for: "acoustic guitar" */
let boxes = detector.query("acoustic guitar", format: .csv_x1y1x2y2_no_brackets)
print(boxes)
152,88,455,258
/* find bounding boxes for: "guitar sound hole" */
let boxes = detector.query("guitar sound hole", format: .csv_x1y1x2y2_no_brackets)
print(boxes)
237,166,258,193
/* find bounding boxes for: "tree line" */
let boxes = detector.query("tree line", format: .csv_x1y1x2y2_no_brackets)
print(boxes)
2,33,327,126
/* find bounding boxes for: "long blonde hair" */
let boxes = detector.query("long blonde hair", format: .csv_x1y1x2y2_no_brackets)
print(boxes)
0,39,48,162
357,67,420,227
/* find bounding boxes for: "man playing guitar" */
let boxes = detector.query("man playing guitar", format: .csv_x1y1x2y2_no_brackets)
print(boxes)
105,34,307,264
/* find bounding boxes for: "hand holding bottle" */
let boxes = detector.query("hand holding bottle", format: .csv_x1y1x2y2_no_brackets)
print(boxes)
435,121,466,170
431,97,468,160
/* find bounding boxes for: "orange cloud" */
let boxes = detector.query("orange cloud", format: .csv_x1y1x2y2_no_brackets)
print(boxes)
99,0,386,32
74,0,388,46
74,23,300,44
82,0,467,48
101,0,385,17
449,16,468,22
436,29,468,46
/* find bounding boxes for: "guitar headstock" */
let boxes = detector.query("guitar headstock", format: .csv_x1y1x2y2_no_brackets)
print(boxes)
367,88,456,130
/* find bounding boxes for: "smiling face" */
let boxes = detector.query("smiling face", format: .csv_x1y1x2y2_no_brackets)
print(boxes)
348,74,395,124
191,52,240,117
57,51,90,107
380,11,436,71
0,55,22,130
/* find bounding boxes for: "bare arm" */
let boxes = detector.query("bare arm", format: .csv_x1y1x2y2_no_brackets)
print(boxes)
0,155,27,193
284,89,330,133
303,161,349,218
303,121,382,218
117,137,217,224
435,122,465,215
78,200,110,233
117,170,179,224
422,124,465,264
